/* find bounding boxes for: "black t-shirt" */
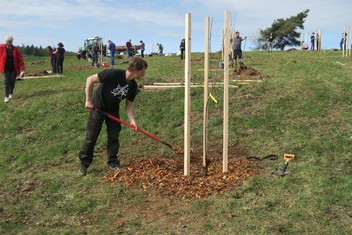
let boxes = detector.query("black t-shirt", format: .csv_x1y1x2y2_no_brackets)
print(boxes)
267,35,274,42
93,69,137,111
56,47,65,58
5,47,15,71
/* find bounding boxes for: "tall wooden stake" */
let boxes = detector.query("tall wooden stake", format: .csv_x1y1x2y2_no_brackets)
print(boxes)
319,29,322,51
223,11,230,173
343,26,346,57
184,13,191,176
348,26,351,57
221,30,224,62
349,26,352,57
203,16,210,174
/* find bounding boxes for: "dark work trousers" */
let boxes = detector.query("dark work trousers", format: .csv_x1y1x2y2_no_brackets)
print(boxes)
52,56,57,73
56,55,64,74
91,53,98,66
51,58,57,73
180,49,184,60
233,49,243,63
79,110,121,168
4,70,16,97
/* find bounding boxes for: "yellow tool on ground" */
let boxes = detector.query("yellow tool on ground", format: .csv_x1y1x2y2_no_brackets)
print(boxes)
209,92,218,104
278,154,295,176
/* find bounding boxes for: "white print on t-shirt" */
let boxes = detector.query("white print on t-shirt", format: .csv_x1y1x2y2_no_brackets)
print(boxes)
111,84,129,100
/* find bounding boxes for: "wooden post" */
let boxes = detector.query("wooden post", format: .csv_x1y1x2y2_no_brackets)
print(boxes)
316,29,320,51
223,11,230,173
350,26,352,57
221,30,224,62
99,38,103,63
203,16,210,171
343,26,346,57
184,13,191,176
231,29,234,60
319,29,322,51
348,26,351,57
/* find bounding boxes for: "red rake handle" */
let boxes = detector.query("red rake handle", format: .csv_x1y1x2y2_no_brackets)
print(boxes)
93,107,171,147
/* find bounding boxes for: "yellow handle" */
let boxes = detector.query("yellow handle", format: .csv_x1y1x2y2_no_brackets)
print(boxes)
209,92,218,104
284,154,295,162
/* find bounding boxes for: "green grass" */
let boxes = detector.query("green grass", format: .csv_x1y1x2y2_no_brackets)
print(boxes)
1,50,351,234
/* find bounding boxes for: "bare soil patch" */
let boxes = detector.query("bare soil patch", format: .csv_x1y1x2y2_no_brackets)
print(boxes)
25,70,51,76
232,62,269,79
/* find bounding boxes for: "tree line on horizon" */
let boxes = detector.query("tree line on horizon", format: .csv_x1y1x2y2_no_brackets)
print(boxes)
15,44,75,57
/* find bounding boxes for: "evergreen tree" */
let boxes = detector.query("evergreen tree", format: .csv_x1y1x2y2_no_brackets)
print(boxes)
255,9,309,50
25,45,31,55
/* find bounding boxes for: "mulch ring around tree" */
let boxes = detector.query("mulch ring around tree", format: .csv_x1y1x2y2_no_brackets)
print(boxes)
103,152,260,199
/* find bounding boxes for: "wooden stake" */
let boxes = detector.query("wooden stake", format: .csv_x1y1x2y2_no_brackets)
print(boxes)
223,11,230,173
221,29,224,62
349,26,351,57
184,13,191,176
343,26,346,57
319,29,322,51
203,16,210,174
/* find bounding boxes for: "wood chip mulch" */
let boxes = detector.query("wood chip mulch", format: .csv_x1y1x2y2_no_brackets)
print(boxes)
103,153,259,199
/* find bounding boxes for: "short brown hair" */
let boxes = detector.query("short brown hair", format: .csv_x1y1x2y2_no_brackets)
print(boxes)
127,57,148,72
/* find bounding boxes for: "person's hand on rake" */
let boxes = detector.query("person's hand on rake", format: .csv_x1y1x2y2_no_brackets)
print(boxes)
130,121,138,132
85,100,94,110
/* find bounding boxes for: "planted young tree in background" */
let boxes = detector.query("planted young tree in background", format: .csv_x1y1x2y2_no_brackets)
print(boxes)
254,9,310,50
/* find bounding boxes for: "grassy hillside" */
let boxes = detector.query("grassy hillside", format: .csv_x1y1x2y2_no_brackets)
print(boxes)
0,50,351,234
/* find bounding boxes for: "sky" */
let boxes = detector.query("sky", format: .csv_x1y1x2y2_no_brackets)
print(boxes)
1,0,351,54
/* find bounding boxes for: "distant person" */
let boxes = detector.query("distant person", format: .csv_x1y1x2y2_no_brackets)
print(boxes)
301,41,309,50
140,40,145,58
126,39,132,58
266,32,274,52
54,42,65,74
77,57,148,176
310,32,315,51
179,38,185,59
0,36,25,103
108,40,116,66
47,46,57,73
340,32,347,50
81,42,88,60
279,37,287,51
316,33,320,51
232,31,247,65
156,43,163,55
91,43,100,68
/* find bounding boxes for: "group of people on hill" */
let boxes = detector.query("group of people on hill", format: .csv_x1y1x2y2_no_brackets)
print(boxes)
309,32,320,50
47,42,65,74
340,32,349,50
77,39,147,67
0,35,66,103
266,33,290,51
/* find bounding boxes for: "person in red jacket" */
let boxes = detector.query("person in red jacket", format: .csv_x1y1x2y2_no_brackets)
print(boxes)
0,36,25,103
